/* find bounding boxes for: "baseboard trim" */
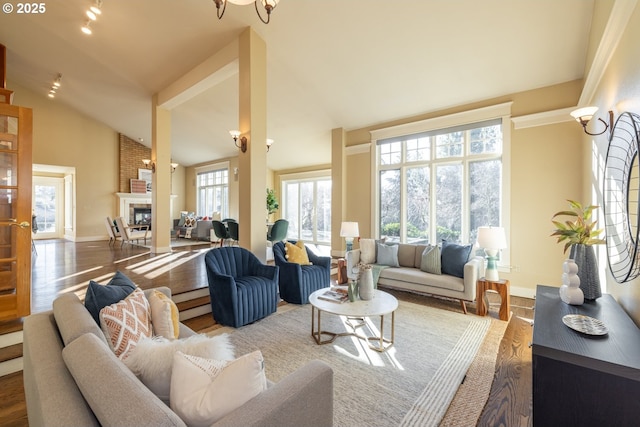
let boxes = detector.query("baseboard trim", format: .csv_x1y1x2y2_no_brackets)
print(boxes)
510,285,537,299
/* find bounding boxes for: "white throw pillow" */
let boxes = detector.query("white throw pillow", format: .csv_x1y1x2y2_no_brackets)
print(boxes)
147,290,180,339
124,334,234,403
359,238,377,264
170,350,267,427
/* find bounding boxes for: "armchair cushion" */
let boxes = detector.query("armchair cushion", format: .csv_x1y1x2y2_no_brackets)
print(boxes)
284,240,311,265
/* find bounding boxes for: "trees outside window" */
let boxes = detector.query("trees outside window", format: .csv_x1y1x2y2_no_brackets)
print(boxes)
377,120,503,245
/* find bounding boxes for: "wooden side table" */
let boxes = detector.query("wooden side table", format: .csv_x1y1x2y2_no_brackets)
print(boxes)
476,277,511,321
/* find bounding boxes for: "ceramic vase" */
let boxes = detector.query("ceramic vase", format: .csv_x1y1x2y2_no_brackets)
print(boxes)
569,244,602,300
560,258,583,305
359,267,374,300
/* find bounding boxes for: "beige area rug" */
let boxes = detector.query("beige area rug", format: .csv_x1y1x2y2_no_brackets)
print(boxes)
207,300,505,427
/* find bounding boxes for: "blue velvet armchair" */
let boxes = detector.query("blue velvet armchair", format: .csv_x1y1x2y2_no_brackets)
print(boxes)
204,247,279,327
273,241,331,304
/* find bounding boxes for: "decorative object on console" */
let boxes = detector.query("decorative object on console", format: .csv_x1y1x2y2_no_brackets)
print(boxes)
602,112,640,283
358,264,375,300
560,258,584,305
570,106,614,136
551,200,605,300
476,227,506,282
340,221,359,252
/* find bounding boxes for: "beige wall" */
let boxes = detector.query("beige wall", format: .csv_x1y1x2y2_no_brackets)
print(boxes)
343,80,585,298
589,1,640,323
11,81,118,240
10,81,186,240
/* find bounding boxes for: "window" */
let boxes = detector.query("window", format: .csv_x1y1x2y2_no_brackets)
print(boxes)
281,172,331,249
375,107,508,247
196,166,228,218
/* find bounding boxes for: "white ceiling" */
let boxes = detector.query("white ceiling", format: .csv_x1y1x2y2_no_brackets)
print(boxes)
1,0,594,170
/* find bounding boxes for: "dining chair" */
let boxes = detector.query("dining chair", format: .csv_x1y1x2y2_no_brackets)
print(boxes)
211,220,229,247
227,220,239,246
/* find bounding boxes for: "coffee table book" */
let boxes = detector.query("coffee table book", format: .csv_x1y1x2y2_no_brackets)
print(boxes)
318,288,349,304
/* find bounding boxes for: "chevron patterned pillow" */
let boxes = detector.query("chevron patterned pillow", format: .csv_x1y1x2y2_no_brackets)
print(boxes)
100,288,152,360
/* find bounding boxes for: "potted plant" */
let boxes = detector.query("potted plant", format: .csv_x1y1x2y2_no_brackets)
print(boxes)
551,200,605,300
266,188,279,217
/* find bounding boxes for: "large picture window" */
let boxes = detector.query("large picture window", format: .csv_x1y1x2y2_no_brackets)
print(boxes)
281,172,331,252
376,116,505,246
196,166,228,219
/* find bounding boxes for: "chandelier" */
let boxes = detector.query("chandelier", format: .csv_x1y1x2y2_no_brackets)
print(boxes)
213,0,279,24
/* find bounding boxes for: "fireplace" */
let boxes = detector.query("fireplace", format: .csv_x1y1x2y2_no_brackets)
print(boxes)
133,207,152,225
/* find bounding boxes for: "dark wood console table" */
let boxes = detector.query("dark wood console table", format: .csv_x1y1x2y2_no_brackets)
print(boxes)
532,285,640,426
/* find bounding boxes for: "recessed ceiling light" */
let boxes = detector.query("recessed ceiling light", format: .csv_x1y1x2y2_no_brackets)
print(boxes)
81,21,92,35
86,10,97,20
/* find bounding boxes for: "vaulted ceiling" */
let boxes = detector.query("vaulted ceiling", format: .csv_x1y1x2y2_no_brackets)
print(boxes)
1,0,594,170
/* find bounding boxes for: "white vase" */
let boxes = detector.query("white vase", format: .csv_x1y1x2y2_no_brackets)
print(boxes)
560,258,584,305
359,268,375,300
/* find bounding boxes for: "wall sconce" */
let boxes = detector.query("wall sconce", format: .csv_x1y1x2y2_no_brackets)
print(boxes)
570,106,614,136
266,138,274,152
230,130,247,153
142,159,155,173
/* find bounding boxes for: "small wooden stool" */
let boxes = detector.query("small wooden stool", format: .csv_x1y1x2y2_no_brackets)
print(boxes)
476,278,511,321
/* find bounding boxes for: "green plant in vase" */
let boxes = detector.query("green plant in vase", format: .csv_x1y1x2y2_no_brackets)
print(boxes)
550,199,605,300
266,188,279,219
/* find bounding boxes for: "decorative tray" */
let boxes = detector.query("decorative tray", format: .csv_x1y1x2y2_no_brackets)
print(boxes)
562,314,609,336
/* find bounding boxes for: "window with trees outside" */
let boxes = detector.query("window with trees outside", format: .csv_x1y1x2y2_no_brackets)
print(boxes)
376,117,505,246
281,172,331,252
196,166,228,219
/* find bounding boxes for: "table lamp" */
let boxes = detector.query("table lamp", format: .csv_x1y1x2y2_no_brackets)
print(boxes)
477,226,507,281
340,222,359,252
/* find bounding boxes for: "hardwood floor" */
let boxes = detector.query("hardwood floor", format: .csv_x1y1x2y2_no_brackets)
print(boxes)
0,239,534,426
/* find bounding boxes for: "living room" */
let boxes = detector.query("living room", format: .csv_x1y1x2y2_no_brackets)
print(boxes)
3,0,640,425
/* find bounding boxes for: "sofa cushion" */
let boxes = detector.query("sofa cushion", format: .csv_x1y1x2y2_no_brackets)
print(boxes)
170,350,267,426
285,240,311,265
99,288,152,360
53,293,108,347
62,333,186,427
420,245,442,275
377,243,399,267
148,290,180,339
413,244,429,268
124,334,235,404
85,271,136,324
379,266,465,292
441,240,473,278
359,238,377,264
397,244,417,268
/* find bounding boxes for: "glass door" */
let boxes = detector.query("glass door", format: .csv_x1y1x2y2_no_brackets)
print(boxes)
0,102,33,320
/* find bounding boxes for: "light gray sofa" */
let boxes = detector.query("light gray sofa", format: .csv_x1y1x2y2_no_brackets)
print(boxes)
346,243,484,313
23,287,334,427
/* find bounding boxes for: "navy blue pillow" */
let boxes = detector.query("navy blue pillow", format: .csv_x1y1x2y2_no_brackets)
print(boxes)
84,271,136,324
440,240,472,278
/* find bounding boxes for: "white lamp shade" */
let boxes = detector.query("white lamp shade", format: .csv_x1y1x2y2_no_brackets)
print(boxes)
477,226,507,249
340,222,359,238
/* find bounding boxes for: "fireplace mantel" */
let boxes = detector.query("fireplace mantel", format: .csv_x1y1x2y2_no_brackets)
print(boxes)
115,193,177,224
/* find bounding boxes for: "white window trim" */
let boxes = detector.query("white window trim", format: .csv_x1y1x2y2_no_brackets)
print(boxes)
195,161,230,218
370,102,512,271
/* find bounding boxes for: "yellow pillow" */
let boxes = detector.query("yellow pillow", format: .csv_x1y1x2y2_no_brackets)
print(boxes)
148,290,180,339
284,240,311,265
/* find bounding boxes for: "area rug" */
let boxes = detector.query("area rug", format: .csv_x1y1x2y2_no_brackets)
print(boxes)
207,300,498,427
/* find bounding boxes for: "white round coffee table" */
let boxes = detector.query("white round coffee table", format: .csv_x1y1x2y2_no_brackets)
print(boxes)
308,288,398,352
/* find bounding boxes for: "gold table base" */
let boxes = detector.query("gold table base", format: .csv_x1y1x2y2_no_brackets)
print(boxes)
311,305,395,352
